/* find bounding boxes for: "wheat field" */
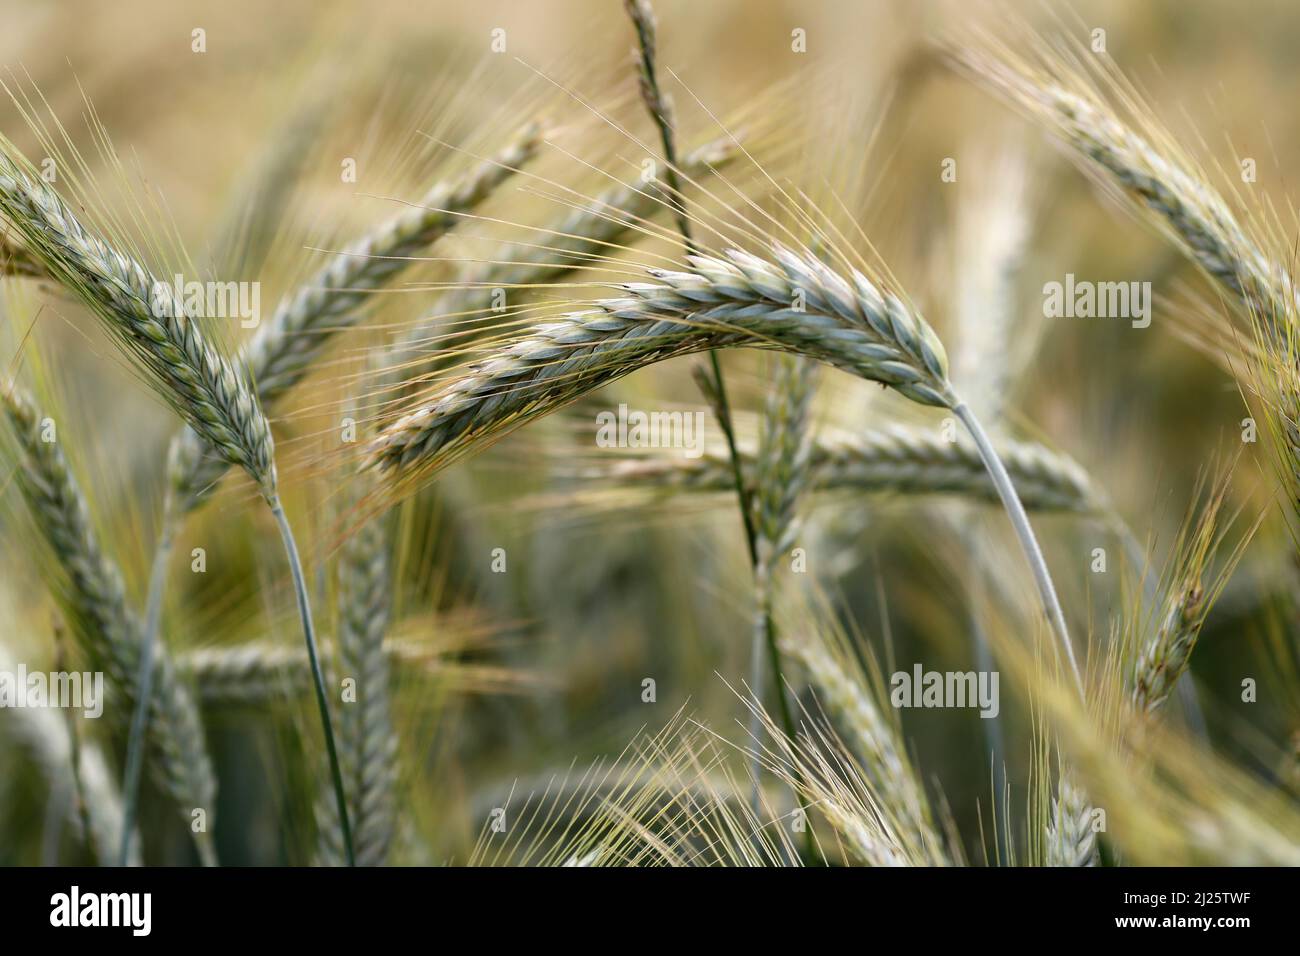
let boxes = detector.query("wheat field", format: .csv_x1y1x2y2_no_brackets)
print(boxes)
0,0,1298,871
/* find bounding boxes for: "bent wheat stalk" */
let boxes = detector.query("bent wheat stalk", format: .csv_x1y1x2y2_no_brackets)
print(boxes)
370,244,1084,693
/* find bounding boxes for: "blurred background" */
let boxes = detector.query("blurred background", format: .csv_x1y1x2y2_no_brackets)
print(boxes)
1,0,1298,865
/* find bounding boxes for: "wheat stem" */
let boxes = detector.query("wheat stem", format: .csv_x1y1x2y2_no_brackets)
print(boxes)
269,499,355,866
953,401,1083,696
117,495,175,866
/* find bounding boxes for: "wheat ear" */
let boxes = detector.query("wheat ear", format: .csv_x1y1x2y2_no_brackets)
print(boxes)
0,380,217,864
1132,585,1207,716
369,246,952,471
747,356,817,814
781,635,946,864
1130,484,1237,715
953,46,1290,324
316,477,397,866
371,244,1083,692
0,145,278,499
589,424,1099,513
0,144,357,865
178,639,471,706
168,124,542,511
181,644,314,703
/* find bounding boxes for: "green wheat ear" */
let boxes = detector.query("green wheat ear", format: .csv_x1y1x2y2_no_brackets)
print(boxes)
0,139,358,866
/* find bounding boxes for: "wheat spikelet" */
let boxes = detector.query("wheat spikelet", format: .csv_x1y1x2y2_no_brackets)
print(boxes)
587,424,1098,513
0,380,217,861
1132,585,1206,715
0,144,277,500
168,124,542,509
1045,771,1100,866
369,244,952,477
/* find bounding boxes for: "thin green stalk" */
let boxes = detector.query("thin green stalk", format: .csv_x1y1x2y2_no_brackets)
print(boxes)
702,354,760,564
118,495,176,866
953,401,1084,696
270,498,355,867
623,0,804,836
747,572,769,818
